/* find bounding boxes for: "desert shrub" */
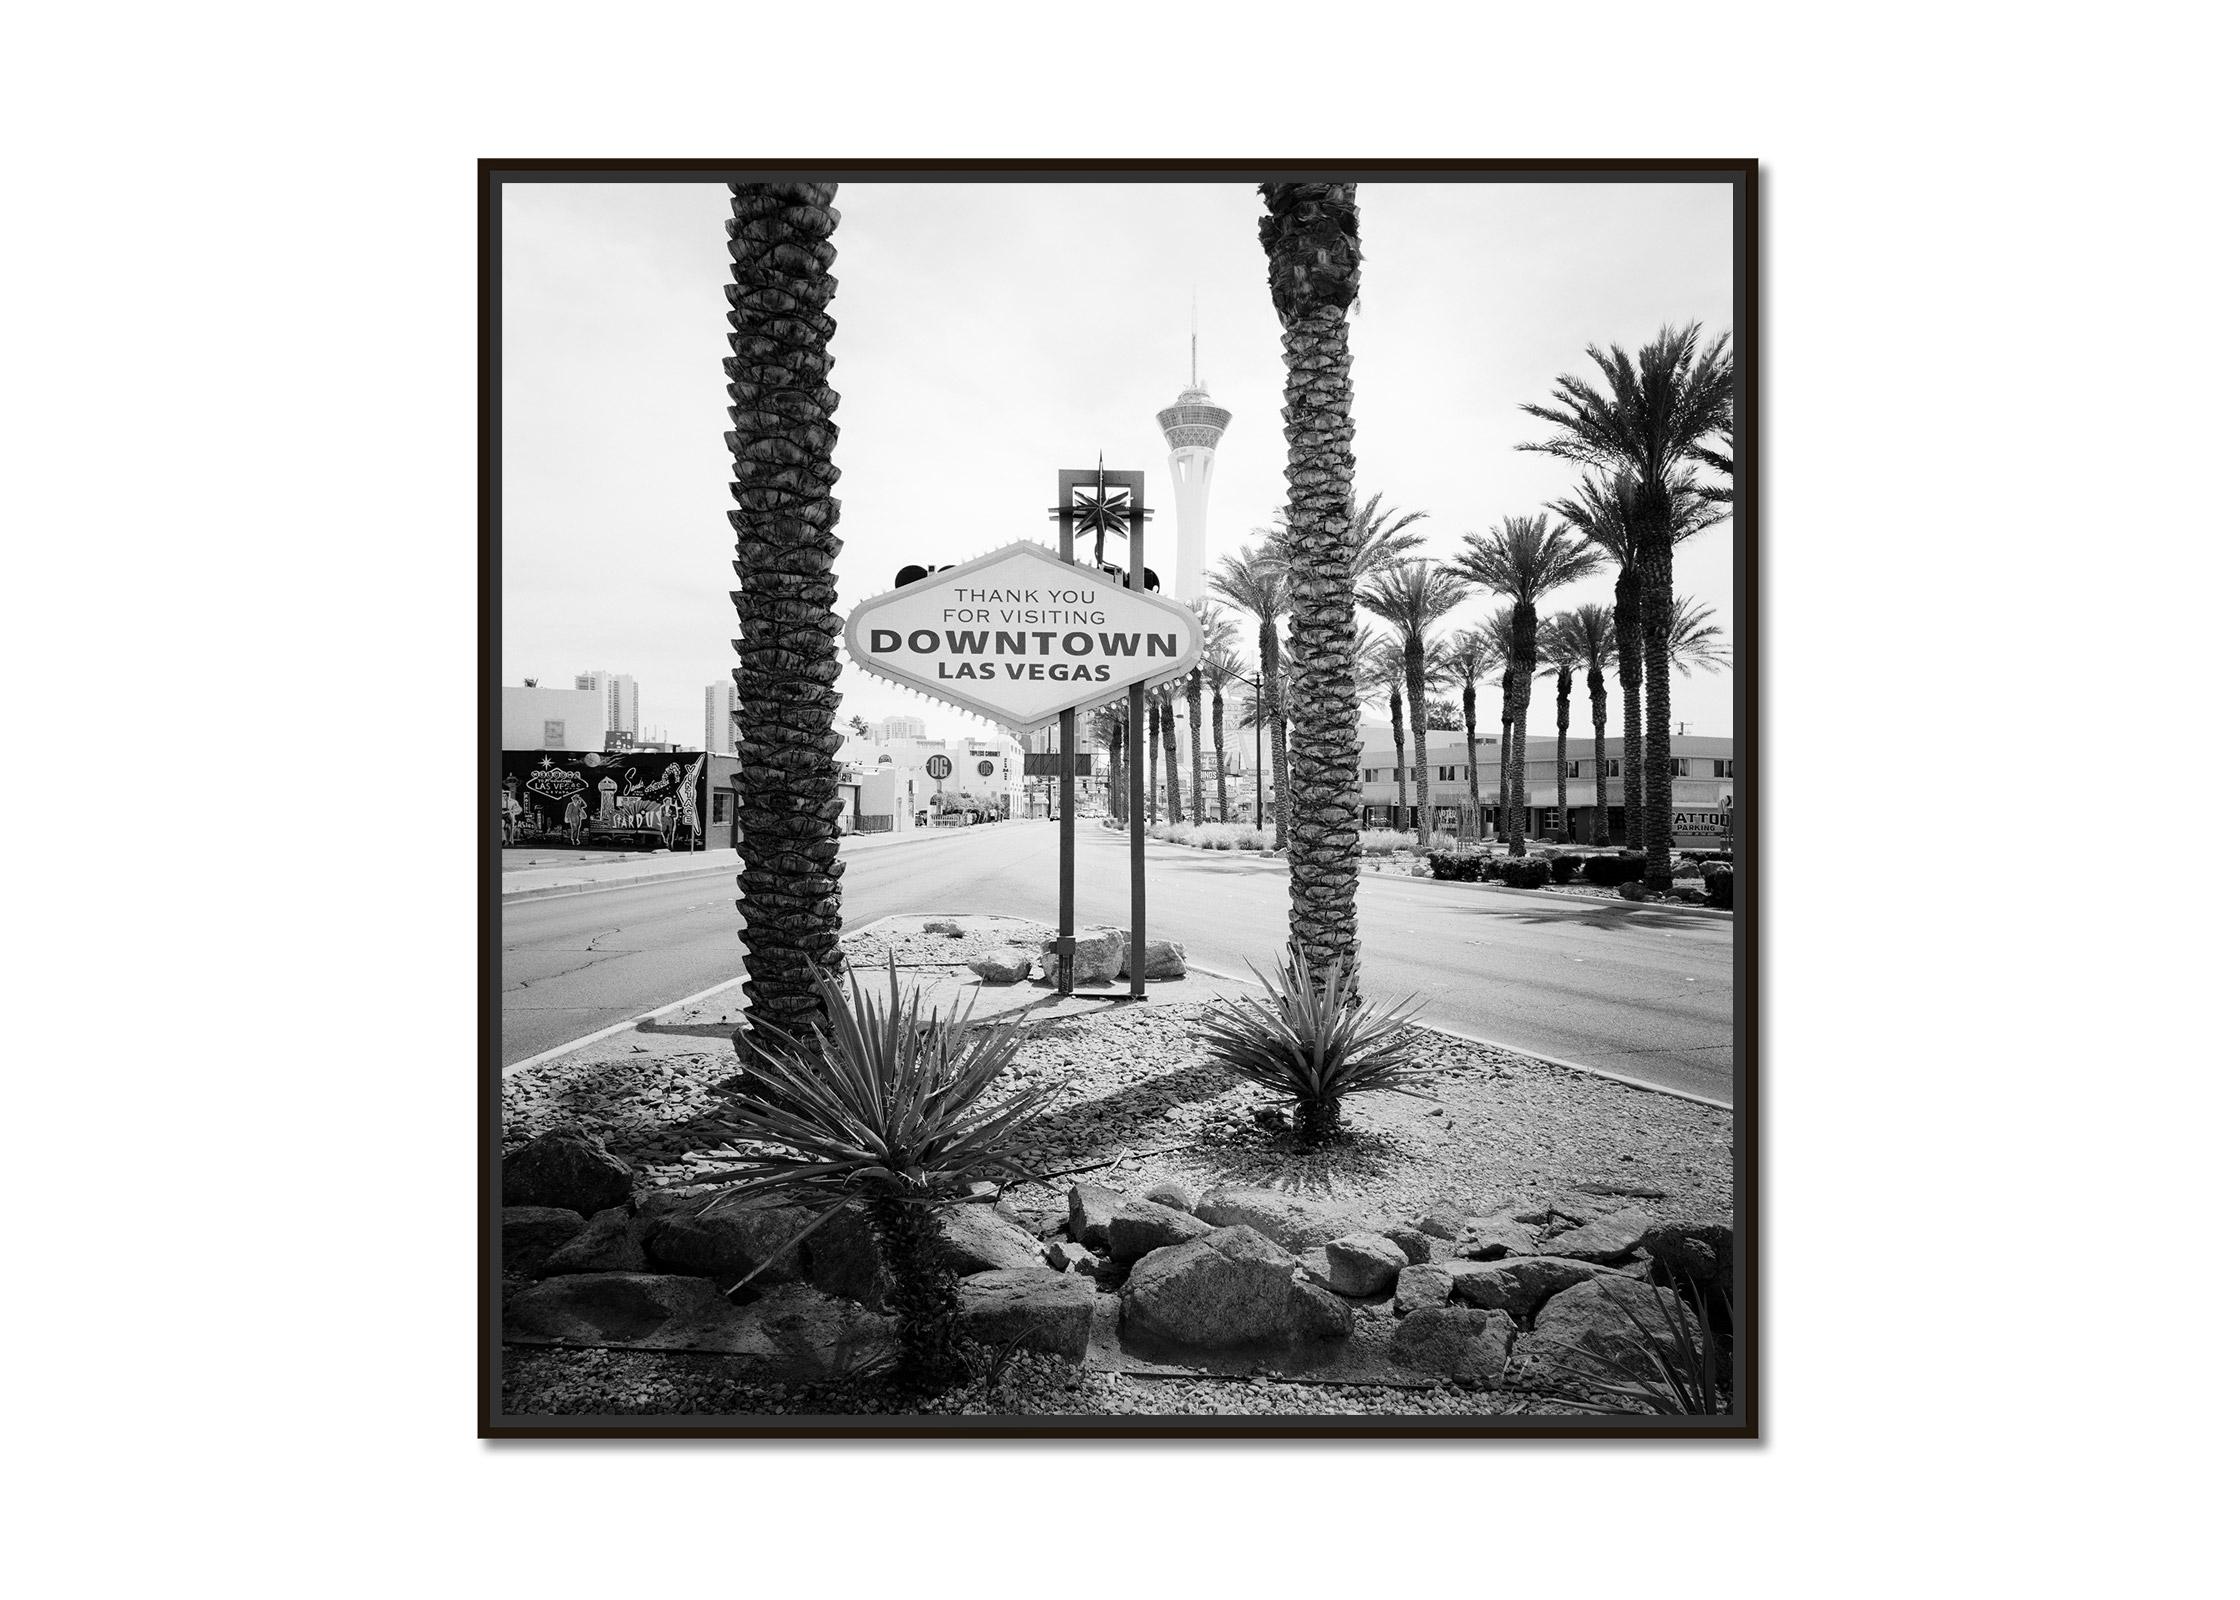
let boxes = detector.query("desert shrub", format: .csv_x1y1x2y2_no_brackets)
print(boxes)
1702,861,1735,909
1358,828,1414,857
1196,939,1430,1145
1584,852,1649,887
703,959,1053,1390
1548,853,1586,885
1427,848,1476,881
1617,880,1650,901
1491,856,1552,889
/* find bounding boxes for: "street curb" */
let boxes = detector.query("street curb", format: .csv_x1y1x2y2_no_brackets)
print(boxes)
501,861,736,903
1183,957,1734,1112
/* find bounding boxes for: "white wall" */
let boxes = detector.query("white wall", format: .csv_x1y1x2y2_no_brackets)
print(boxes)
502,686,607,750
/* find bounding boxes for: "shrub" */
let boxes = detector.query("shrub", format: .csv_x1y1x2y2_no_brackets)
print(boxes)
1490,856,1552,889
703,958,1054,1389
1427,848,1477,882
1617,880,1650,901
1196,939,1430,1146
1702,861,1735,910
1671,858,1703,881
1548,853,1586,885
1583,852,1649,887
1358,828,1414,857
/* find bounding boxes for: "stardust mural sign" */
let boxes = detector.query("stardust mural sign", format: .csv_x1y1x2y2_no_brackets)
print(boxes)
843,541,1204,736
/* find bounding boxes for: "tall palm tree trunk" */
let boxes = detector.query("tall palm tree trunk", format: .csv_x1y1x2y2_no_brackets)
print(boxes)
1614,567,1645,851
724,181,846,1037
1554,664,1573,843
1161,692,1183,824
1211,683,1230,821
1496,667,1514,845
1261,620,1290,849
1387,682,1407,832
1187,669,1205,824
1259,180,1362,979
1404,643,1435,848
1635,495,1678,889
1587,664,1611,845
1461,679,1483,842
1107,715,1125,815
1503,653,1533,858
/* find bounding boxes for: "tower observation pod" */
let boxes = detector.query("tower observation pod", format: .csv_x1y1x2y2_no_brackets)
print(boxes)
1156,373,1230,604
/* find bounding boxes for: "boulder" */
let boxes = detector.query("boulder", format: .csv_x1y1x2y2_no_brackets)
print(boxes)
502,1272,733,1345
1067,1181,1124,1248
1124,939,1188,981
501,1127,633,1216
1447,1255,1618,1320
721,1283,899,1380
502,1206,588,1277
1394,1262,1455,1319
1043,925,1125,985
1323,1232,1408,1297
536,1205,648,1276
1509,1277,1702,1396
1641,1219,1735,1297
996,1196,1070,1238
803,1204,892,1308
934,1205,1049,1276
644,1200,813,1287
502,1273,895,1378
1391,1306,1517,1382
1288,1281,1355,1342
1121,1226,1323,1348
1454,1215,1542,1261
1381,1225,1434,1265
923,919,966,937
956,1268,1097,1361
1106,1197,1214,1270
1511,1192,1619,1229
1143,1178,1198,1213
1539,1207,1652,1265
1408,1207,1463,1241
1193,1184,1358,1252
970,952,1032,985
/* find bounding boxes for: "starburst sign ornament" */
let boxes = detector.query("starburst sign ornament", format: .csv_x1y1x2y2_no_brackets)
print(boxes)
842,540,1204,738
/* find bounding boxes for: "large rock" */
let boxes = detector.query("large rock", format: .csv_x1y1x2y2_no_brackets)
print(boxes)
644,1200,813,1287
1641,1219,1734,1296
935,1205,1049,1276
1324,1232,1408,1297
803,1204,892,1308
1447,1255,1618,1320
502,1272,733,1345
723,1284,899,1381
1539,1207,1652,1264
1043,925,1125,985
501,1127,633,1216
1394,1262,1454,1318
1391,1306,1517,1382
1193,1184,1358,1252
536,1205,648,1276
970,952,1032,985
923,919,965,937
1408,1207,1463,1241
1067,1181,1124,1248
1043,1239,1098,1276
502,1273,895,1379
1120,1226,1347,1348
502,1206,588,1277
956,1269,1097,1361
1143,1178,1198,1213
1124,939,1188,981
1381,1225,1434,1265
1454,1215,1542,1261
1511,1192,1618,1229
1106,1197,1214,1269
1509,1277,1702,1396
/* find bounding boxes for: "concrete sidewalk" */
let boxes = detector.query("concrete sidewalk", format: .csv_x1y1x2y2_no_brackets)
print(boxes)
500,818,1044,901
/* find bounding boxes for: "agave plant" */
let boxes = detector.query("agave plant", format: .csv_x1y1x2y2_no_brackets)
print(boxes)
1197,939,1431,1145
696,958,1055,1389
1523,1274,1730,1416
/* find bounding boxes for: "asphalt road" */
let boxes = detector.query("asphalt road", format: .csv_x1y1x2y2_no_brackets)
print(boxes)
499,821,1736,1101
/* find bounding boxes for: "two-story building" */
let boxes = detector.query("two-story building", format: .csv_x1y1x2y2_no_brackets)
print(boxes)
1357,722,1736,844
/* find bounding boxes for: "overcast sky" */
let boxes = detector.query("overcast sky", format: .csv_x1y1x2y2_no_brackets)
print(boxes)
501,179,1736,747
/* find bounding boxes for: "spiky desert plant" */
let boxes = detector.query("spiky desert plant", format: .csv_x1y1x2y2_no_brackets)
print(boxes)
1524,1275,1730,1416
724,182,848,1035
701,958,1054,1389
1197,938,1430,1146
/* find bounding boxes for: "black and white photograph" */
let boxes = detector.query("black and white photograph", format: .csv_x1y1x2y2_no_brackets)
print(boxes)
484,163,1756,1435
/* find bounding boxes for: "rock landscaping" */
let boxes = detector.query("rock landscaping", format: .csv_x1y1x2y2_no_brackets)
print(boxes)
498,914,1736,1419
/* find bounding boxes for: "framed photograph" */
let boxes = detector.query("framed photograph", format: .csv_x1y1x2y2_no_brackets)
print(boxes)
483,159,1757,1438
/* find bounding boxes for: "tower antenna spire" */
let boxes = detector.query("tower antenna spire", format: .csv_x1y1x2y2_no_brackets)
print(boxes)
1190,289,1198,387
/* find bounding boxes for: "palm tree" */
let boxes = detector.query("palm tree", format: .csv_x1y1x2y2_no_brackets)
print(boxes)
1208,542,1290,848
1358,562,1471,849
1091,703,1124,816
1259,180,1369,980
1446,623,1498,842
1521,324,1733,888
1539,632,1581,843
1660,593,1731,678
1159,684,1183,824
1548,604,1617,845
1203,640,1244,822
1186,600,1238,825
1361,637,1409,832
724,181,847,1036
1449,517,1604,855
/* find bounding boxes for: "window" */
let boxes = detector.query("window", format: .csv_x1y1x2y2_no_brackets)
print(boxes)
1542,807,1563,831
1363,767,1377,783
1437,765,1456,782
1714,758,1736,778
712,791,730,824
1566,760,1583,778
1670,758,1691,777
543,719,566,749
1604,759,1622,778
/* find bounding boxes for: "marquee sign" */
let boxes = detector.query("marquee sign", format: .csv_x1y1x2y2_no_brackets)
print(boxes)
843,540,1204,737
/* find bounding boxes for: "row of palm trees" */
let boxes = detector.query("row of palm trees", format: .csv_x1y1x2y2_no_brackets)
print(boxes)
723,178,1734,1026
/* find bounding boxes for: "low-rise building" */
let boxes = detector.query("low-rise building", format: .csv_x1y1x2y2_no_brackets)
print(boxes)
1357,723,1736,844
502,684,607,752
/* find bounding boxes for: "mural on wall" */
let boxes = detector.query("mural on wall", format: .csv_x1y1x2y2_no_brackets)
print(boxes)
501,750,707,848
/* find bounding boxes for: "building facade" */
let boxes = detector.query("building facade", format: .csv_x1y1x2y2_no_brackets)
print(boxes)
703,682,739,757
837,730,1026,824
574,671,640,741
1357,723,1737,844
501,684,607,751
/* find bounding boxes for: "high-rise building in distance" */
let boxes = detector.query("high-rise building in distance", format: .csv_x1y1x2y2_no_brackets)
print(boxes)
873,714,926,741
575,671,639,740
703,681,740,755
1156,333,1231,603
